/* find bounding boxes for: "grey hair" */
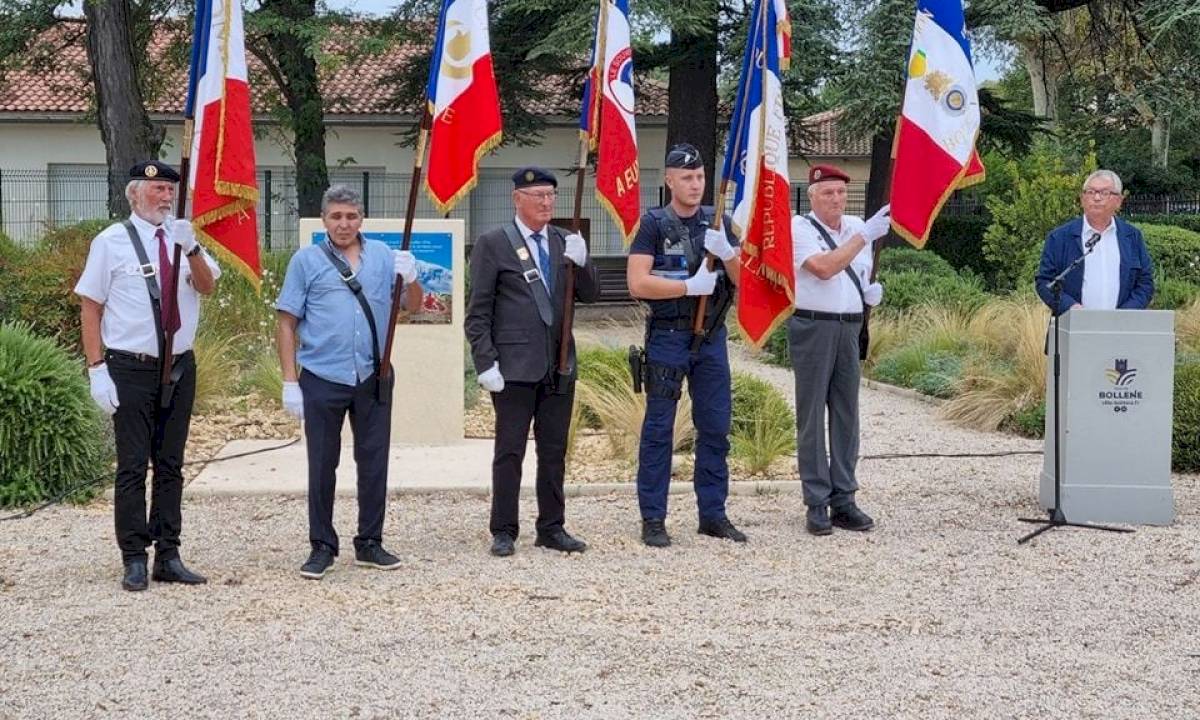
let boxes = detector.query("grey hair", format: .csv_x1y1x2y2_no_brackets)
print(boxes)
1083,169,1123,194
124,179,146,204
321,185,364,215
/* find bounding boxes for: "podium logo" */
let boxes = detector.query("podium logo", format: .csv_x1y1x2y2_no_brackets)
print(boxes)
1104,358,1138,387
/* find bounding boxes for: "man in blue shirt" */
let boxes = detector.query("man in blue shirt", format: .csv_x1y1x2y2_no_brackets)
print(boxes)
275,185,422,580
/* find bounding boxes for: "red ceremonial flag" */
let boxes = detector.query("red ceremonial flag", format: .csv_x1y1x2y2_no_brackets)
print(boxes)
186,0,260,286
725,0,795,349
890,0,986,248
580,0,640,243
424,0,503,214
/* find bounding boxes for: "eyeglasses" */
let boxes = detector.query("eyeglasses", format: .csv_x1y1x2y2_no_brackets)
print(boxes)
517,189,557,202
1083,189,1120,199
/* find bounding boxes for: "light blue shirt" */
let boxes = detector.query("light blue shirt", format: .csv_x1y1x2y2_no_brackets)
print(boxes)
276,237,395,387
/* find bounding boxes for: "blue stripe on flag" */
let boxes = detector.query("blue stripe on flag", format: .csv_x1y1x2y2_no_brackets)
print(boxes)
425,0,454,104
721,0,775,218
579,1,601,134
184,0,212,117
918,0,973,67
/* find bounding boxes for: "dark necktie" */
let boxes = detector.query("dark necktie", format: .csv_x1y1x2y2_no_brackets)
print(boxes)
156,228,181,333
532,232,552,291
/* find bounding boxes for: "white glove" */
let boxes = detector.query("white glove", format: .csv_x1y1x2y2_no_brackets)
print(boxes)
861,204,891,244
478,362,505,393
169,219,199,255
88,363,120,416
683,263,718,296
393,250,418,284
282,381,304,421
863,282,883,307
563,233,587,266
703,228,736,261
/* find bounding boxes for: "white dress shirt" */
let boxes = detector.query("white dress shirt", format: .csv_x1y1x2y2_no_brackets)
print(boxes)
791,212,873,313
74,212,221,356
513,215,554,290
1080,217,1119,310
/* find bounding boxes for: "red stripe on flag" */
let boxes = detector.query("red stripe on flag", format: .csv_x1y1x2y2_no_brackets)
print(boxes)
738,160,795,348
595,98,640,241
426,54,502,213
890,115,968,249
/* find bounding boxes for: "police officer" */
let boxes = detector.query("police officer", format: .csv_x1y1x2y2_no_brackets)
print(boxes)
464,167,600,557
275,185,422,580
789,164,890,536
627,143,746,548
75,161,220,591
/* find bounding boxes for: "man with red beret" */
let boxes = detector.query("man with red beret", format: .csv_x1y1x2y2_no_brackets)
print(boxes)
789,164,890,536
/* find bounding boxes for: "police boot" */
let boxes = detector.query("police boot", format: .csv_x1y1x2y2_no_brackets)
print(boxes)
642,519,671,548
698,517,748,543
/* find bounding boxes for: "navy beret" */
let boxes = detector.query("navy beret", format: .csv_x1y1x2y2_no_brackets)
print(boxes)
512,166,557,189
129,160,181,183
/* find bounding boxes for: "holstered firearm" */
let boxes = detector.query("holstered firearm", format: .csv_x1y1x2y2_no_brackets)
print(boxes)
628,345,645,394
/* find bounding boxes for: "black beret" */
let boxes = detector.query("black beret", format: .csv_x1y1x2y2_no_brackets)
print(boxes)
665,143,703,169
512,166,557,189
129,160,181,183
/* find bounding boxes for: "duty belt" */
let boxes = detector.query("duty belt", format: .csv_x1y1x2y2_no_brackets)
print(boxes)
648,317,694,331
793,309,864,323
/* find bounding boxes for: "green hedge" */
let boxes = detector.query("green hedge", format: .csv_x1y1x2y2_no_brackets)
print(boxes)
923,214,992,277
1174,361,1200,473
0,322,111,506
1127,214,1200,235
730,372,795,474
1151,278,1200,310
1139,224,1200,286
878,247,958,279
882,270,990,313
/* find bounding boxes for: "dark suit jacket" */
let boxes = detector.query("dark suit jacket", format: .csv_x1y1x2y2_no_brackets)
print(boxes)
465,222,600,383
1035,217,1154,316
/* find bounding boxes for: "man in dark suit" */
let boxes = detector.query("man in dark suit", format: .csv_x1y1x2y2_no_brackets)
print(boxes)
465,166,600,557
1036,169,1154,315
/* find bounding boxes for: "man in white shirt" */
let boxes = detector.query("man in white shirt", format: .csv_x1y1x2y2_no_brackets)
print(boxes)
789,164,890,536
74,161,221,592
1035,169,1154,315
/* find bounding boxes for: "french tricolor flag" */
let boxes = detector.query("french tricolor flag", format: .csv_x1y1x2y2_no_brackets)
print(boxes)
890,0,985,248
424,0,503,215
580,0,640,244
186,0,260,286
726,0,795,349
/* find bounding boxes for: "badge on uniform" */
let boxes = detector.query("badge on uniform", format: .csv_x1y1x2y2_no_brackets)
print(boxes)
516,247,530,261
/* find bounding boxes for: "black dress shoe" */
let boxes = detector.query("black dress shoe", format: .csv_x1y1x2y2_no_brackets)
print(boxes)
354,540,401,570
534,529,586,553
300,546,336,579
806,505,833,536
152,556,208,584
122,560,148,592
490,533,516,557
698,517,748,542
642,519,671,548
831,504,875,531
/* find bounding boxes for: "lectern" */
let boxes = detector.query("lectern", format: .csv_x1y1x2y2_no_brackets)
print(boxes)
1040,309,1176,525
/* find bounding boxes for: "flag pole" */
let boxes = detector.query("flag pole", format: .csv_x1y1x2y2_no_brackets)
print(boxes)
379,103,432,382
557,137,588,385
692,0,766,349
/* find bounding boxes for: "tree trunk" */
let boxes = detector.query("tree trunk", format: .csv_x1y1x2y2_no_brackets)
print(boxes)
1150,113,1170,169
83,0,164,218
259,0,328,217
1019,39,1059,123
665,2,719,206
865,131,892,224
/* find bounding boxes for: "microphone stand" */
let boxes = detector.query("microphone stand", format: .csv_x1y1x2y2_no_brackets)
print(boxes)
1018,234,1134,544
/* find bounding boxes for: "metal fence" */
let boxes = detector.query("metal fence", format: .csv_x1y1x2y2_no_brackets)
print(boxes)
3,168,1192,253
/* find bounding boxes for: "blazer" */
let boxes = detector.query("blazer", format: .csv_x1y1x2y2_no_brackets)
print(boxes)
465,222,600,383
1034,216,1154,316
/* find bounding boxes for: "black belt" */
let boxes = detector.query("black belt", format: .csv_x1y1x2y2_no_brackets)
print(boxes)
793,309,863,322
106,349,191,365
649,317,693,331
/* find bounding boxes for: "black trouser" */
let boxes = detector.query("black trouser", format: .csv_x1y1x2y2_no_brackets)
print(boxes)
489,380,574,538
300,369,393,555
107,350,196,564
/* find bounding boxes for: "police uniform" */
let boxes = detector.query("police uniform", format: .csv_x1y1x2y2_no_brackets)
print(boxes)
464,167,600,557
74,161,221,589
629,144,746,546
789,164,877,535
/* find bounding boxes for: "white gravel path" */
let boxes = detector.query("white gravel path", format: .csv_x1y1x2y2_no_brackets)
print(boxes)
2,324,1198,719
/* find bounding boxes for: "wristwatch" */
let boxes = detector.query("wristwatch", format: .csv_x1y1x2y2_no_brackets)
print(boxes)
186,243,203,258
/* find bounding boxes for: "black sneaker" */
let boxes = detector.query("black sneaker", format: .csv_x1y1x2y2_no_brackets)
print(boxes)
299,547,335,580
806,506,833,536
642,519,671,548
831,504,875,532
355,540,401,570
698,517,748,543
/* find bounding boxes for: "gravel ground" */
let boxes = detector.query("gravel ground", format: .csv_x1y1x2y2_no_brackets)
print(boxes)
4,365,1199,718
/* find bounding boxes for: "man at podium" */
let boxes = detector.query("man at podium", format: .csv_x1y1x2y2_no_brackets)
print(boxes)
1034,169,1154,314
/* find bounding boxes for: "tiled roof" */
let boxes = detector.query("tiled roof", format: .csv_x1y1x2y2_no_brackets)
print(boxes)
0,19,668,117
792,109,871,158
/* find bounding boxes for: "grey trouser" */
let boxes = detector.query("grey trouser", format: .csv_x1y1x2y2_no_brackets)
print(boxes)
788,315,861,508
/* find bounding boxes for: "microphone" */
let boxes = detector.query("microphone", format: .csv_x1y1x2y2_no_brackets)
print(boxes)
1085,232,1101,251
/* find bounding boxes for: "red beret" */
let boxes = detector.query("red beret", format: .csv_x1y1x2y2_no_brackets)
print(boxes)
808,164,851,185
